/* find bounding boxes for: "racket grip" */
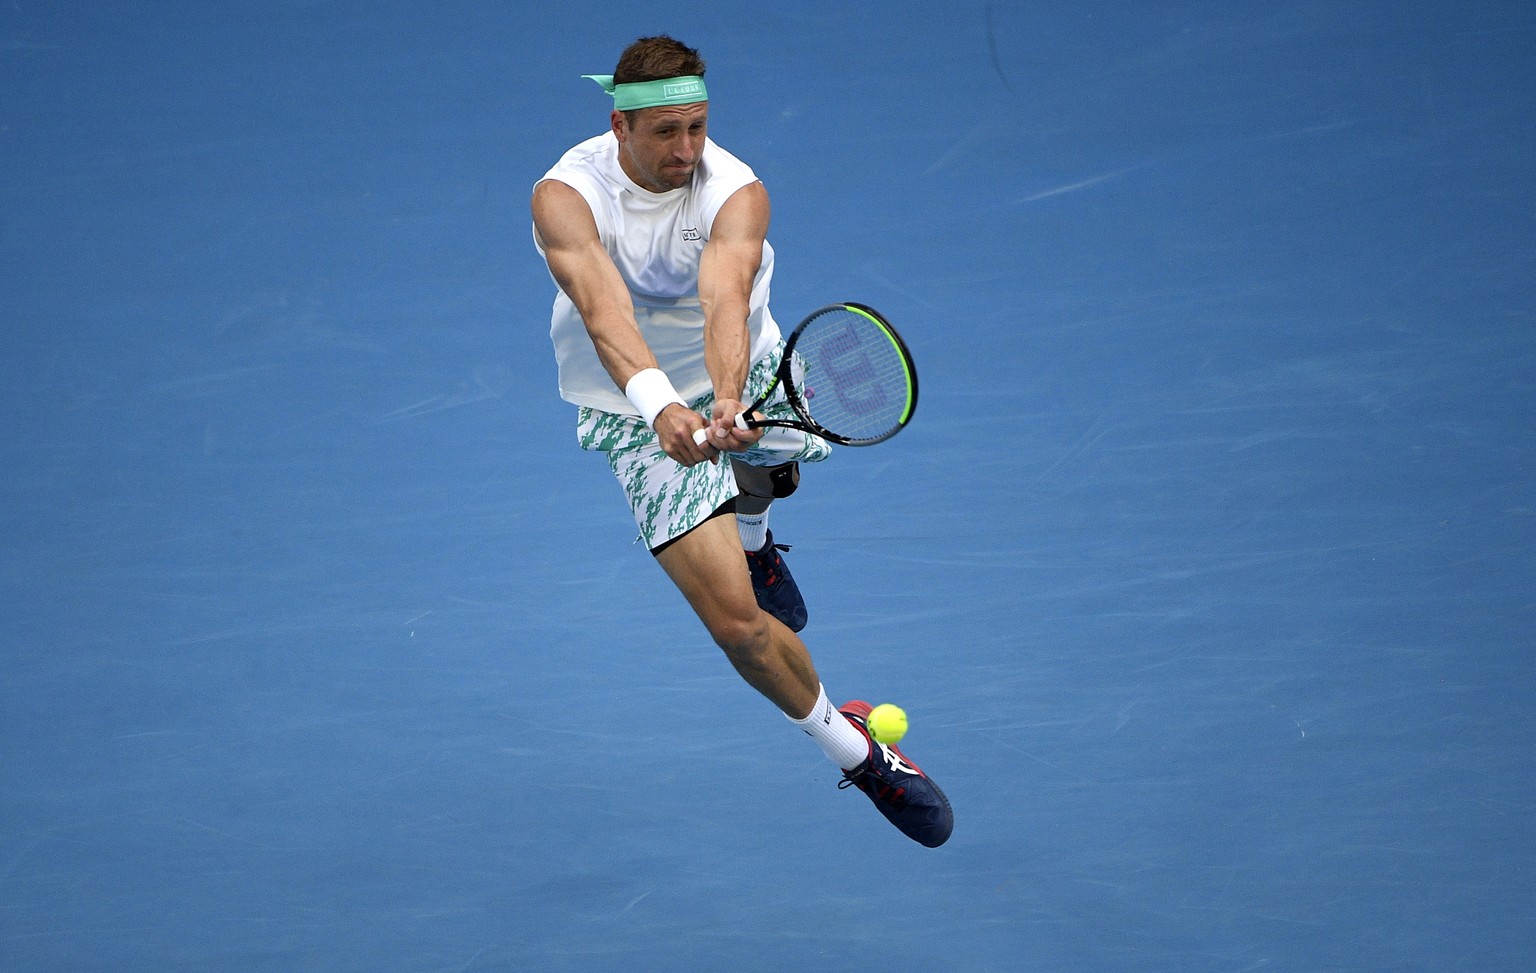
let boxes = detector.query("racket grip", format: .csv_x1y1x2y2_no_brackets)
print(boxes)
693,413,752,446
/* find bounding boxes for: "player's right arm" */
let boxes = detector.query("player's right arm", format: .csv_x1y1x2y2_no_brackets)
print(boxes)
532,179,712,464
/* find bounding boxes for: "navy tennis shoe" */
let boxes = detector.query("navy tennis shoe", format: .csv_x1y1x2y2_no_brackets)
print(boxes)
746,532,807,632
838,701,954,848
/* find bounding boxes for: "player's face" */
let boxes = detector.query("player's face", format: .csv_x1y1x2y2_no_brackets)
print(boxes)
613,102,709,193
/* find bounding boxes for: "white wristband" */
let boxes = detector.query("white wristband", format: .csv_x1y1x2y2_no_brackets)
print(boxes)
624,368,686,427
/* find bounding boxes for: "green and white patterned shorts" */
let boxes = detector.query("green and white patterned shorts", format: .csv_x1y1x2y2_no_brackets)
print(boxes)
576,343,832,551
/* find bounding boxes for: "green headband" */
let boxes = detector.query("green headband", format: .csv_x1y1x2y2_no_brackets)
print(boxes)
582,74,708,111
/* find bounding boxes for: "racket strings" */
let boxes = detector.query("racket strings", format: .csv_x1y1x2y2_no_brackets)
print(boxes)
793,308,914,443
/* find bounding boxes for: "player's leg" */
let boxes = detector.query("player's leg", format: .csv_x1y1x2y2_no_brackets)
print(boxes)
578,400,951,845
654,513,869,771
732,461,807,632
582,403,824,721
731,460,790,548
724,340,832,632
654,512,817,716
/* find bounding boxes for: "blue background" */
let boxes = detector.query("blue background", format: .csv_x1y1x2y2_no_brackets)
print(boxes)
3,2,1533,970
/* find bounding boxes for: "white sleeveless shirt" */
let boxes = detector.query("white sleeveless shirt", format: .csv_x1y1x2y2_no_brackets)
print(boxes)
535,132,781,414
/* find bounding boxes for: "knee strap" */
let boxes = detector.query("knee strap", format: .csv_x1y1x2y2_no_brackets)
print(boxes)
734,461,800,500
768,461,800,499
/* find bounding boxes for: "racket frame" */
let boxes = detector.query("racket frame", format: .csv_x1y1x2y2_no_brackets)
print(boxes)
742,302,918,447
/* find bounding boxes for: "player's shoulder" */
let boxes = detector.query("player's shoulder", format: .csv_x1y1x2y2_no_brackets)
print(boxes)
559,131,616,164
701,138,757,180
695,139,765,231
538,134,621,214
541,133,617,186
696,139,763,200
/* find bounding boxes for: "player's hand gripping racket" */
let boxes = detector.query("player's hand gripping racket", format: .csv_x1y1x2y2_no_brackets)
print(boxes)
693,302,918,448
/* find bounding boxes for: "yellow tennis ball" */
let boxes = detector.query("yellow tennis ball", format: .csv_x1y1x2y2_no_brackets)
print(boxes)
866,703,908,744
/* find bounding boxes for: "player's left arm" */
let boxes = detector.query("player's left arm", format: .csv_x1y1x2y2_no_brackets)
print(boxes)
698,180,770,450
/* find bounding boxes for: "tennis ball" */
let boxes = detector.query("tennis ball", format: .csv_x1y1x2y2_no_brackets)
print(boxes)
866,703,908,744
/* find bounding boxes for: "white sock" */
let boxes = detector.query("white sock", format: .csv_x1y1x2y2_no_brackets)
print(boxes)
736,509,769,552
789,684,871,771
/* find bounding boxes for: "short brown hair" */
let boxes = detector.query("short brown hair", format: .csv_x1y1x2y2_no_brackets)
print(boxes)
613,35,706,84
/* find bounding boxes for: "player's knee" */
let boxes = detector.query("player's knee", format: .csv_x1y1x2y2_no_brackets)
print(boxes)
709,612,773,671
733,461,799,501
767,462,799,498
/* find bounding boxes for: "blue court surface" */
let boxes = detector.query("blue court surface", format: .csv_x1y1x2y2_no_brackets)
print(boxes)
4,3,1533,971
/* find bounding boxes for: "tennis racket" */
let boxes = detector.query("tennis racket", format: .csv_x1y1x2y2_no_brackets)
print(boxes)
693,302,918,448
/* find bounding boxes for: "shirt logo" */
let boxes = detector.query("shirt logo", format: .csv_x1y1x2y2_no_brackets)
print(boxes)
681,227,701,242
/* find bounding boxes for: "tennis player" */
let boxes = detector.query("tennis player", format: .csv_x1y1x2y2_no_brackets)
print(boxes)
531,35,952,847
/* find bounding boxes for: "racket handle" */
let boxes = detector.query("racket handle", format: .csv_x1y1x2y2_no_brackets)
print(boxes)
692,412,753,446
